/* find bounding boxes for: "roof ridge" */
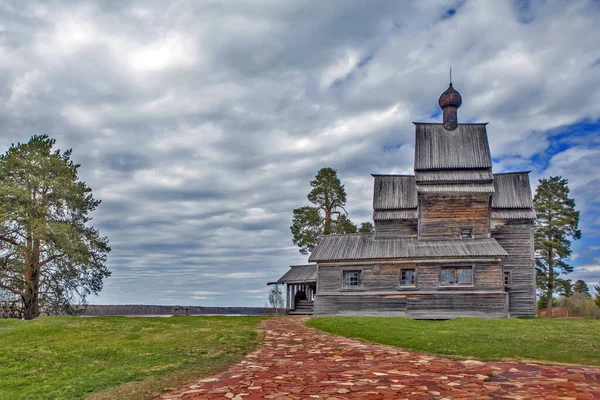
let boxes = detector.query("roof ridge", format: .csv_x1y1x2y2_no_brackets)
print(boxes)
493,171,532,175
317,232,374,238
371,174,415,177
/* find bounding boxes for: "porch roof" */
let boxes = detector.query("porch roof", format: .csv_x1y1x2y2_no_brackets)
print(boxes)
271,264,317,285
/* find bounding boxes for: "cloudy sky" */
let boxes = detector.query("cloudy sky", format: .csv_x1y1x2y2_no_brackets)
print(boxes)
1,0,599,306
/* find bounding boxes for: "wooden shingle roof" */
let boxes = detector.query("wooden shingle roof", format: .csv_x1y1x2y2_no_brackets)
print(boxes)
414,124,492,170
309,234,507,262
274,264,317,284
372,175,417,210
491,172,534,209
415,169,493,183
373,209,418,221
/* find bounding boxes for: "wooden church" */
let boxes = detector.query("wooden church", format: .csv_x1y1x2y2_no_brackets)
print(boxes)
273,83,536,318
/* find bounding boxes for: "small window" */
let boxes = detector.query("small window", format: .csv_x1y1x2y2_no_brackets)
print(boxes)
343,270,362,288
504,271,511,287
400,269,416,287
440,267,473,286
460,227,473,239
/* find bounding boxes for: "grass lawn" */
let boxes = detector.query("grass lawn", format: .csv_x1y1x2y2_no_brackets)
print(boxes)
0,316,265,400
307,317,600,366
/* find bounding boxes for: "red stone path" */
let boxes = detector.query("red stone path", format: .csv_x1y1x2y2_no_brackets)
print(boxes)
157,317,600,399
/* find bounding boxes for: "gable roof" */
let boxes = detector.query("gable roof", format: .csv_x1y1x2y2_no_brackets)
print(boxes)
491,172,534,209
414,124,492,170
372,175,417,210
309,234,507,262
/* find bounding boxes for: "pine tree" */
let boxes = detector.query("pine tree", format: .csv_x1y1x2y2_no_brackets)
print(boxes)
0,135,110,319
534,176,581,318
358,222,375,233
572,280,591,298
594,282,600,308
290,168,357,255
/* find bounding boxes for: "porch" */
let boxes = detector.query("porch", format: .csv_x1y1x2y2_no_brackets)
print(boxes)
268,264,317,315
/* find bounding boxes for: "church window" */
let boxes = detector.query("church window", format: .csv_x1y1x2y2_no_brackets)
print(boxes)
440,266,473,286
400,269,416,287
343,270,362,288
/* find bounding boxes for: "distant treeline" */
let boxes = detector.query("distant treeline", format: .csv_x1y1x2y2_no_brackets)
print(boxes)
82,304,266,316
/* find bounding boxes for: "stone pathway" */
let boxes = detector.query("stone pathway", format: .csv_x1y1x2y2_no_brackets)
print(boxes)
158,317,600,399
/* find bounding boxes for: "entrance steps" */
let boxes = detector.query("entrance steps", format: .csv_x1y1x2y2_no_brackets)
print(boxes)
288,300,314,315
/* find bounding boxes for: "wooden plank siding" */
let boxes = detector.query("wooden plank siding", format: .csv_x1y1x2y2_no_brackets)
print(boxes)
315,294,408,316
491,220,536,316
315,262,507,317
374,219,418,238
315,292,507,318
419,193,491,239
405,293,507,319
317,263,503,293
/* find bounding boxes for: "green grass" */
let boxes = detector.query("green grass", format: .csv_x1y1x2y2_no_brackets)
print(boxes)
307,317,600,366
0,316,265,400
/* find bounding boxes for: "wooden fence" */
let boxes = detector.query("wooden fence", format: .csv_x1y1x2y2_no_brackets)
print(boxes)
537,306,580,318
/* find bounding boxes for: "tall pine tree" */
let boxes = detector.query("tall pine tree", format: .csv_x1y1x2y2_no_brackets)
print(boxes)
290,168,357,255
0,135,110,319
534,176,581,318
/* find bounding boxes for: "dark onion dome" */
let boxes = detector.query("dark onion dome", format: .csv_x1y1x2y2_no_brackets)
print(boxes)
438,83,462,109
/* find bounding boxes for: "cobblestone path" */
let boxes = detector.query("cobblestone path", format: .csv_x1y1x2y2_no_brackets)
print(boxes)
158,317,600,399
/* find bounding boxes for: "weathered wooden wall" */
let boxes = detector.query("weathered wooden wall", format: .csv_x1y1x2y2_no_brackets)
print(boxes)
315,262,507,318
491,220,536,317
317,263,503,292
374,220,418,238
405,293,507,319
419,193,490,239
315,294,408,316
315,292,507,318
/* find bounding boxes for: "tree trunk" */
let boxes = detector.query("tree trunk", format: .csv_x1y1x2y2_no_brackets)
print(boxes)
323,207,332,235
22,239,41,320
545,202,553,318
545,249,553,318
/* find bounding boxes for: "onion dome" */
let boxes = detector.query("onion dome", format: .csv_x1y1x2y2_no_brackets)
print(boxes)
438,83,462,109
438,83,462,131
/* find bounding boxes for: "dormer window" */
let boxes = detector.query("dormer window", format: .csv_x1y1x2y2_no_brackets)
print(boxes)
460,227,473,239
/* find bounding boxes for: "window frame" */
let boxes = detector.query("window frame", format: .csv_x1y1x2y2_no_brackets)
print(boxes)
438,265,474,288
399,268,418,289
459,227,473,239
341,269,363,290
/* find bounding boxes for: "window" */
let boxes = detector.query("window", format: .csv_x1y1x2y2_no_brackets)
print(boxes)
504,271,511,287
440,266,473,286
400,269,416,287
343,270,362,288
460,227,473,239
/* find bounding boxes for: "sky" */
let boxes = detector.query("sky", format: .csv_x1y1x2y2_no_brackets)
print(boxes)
0,0,599,306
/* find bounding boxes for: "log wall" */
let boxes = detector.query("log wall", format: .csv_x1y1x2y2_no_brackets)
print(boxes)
315,292,507,318
317,262,503,292
315,261,507,318
419,193,491,239
374,220,418,238
491,219,536,317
